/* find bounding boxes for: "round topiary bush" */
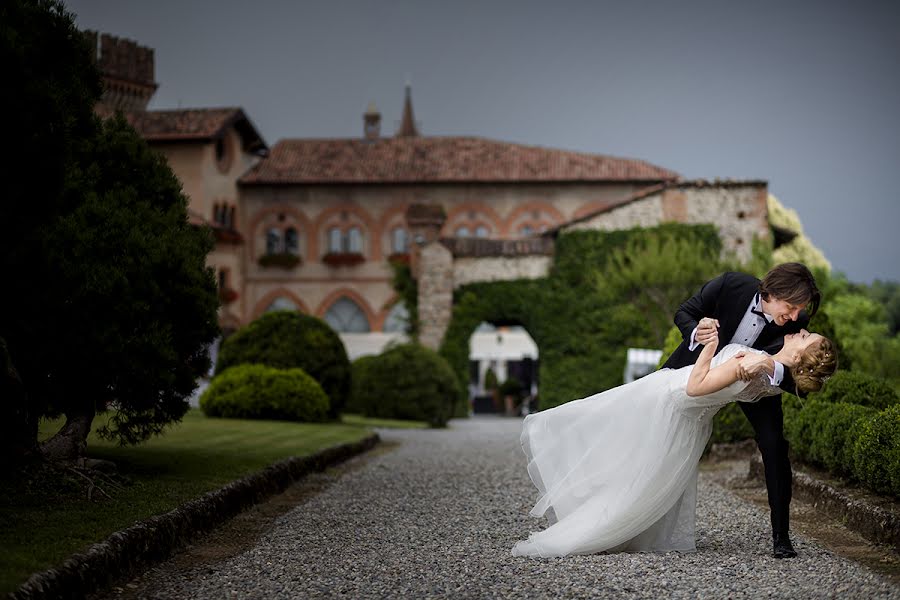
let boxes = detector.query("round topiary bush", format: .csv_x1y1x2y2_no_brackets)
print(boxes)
354,343,461,427
200,364,330,422
809,370,899,411
215,311,351,419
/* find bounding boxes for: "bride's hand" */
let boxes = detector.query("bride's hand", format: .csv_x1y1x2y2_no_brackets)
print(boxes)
696,317,720,345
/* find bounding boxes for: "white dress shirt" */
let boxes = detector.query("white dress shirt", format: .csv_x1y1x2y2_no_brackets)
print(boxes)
688,293,784,387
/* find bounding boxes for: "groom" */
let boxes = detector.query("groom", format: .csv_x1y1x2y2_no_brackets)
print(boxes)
662,262,820,559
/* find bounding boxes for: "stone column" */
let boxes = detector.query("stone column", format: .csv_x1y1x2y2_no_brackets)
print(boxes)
405,204,453,350
417,241,453,350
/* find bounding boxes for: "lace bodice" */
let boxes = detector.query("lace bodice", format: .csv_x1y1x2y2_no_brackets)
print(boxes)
711,343,782,403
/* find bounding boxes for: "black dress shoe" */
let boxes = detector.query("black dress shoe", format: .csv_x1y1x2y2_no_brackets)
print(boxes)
773,533,797,559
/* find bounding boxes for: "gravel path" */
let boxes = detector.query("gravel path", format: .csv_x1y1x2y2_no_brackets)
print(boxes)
115,416,899,599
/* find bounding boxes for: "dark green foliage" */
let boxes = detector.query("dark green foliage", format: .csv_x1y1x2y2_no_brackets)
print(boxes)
353,344,460,427
389,261,418,336
1,0,102,449
710,403,756,444
807,308,852,371
657,326,682,369
785,400,876,476
850,404,900,495
200,364,329,423
809,370,899,410
498,376,524,399
0,337,35,462
436,224,722,410
216,311,351,419
346,354,379,414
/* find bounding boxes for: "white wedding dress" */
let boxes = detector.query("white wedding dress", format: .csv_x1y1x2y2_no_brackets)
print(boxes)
512,344,779,558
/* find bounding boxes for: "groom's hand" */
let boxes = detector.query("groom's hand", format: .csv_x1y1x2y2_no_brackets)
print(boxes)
737,354,774,381
695,317,720,345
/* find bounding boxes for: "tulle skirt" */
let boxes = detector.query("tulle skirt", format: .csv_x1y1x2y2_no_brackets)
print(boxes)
512,367,714,557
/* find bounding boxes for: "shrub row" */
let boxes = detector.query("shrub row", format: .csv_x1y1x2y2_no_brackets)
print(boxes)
200,364,330,422
785,398,900,496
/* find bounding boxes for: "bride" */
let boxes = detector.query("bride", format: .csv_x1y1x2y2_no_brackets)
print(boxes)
512,328,836,558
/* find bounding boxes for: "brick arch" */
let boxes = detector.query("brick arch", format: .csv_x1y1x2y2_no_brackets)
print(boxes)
443,202,503,237
314,287,378,331
374,293,403,331
501,201,566,236
251,288,311,320
312,205,380,260
247,206,313,261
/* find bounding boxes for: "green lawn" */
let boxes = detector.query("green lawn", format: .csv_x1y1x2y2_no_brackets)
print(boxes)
0,409,421,595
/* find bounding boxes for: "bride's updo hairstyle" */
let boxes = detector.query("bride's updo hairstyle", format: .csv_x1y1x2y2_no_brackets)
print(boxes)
790,337,837,394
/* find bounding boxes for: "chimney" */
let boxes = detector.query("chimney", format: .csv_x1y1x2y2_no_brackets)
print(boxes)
363,101,381,141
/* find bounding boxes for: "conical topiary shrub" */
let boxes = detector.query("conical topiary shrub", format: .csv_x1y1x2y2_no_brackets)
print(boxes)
215,311,351,419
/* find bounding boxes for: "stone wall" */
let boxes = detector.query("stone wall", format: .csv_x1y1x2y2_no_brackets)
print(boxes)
417,241,454,350
560,181,768,263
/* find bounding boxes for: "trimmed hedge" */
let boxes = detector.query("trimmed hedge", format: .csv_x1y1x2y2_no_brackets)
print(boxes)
851,404,900,496
200,364,330,422
215,311,351,419
353,343,460,427
346,354,379,415
784,399,876,476
439,224,722,411
808,369,899,410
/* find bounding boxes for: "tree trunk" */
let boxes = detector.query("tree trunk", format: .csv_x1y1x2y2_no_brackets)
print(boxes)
40,410,94,462
1,338,39,468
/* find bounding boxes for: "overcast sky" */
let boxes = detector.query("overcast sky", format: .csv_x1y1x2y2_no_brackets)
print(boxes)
65,0,899,284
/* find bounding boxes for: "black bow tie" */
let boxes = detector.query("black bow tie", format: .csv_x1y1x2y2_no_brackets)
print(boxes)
751,308,768,320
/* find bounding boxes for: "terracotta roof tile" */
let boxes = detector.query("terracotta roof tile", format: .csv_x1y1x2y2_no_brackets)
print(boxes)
239,137,679,185
126,108,268,153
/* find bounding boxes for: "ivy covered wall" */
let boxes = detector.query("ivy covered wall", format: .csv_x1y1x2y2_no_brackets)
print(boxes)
438,223,722,409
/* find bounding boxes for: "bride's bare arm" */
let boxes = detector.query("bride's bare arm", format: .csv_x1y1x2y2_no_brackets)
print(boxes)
686,335,743,397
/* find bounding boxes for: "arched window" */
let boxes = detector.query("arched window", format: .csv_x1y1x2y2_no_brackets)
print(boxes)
285,227,299,255
347,227,362,253
475,225,489,238
520,225,533,237
324,297,370,333
455,226,471,238
227,206,236,228
266,297,298,312
328,227,343,253
383,302,409,333
266,228,282,254
391,227,408,253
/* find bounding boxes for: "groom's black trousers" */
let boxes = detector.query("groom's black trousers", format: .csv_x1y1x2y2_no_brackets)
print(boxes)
738,393,792,537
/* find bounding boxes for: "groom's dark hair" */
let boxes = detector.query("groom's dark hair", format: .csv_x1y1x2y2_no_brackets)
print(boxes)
759,262,820,317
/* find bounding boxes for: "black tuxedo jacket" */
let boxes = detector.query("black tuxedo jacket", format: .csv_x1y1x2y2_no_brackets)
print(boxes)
661,272,808,395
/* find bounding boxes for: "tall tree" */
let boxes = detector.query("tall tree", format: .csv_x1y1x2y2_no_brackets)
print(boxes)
598,231,727,348
0,0,101,461
1,0,220,462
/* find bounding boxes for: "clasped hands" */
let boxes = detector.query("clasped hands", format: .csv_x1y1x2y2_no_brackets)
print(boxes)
697,317,771,382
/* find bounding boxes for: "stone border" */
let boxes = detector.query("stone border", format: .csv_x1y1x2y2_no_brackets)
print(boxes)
749,455,900,549
11,433,380,600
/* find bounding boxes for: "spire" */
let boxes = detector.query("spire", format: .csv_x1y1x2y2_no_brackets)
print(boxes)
396,82,419,138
